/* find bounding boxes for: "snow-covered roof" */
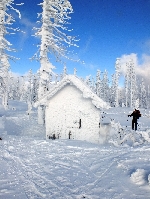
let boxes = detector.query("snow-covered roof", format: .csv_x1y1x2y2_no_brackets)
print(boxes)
35,75,110,109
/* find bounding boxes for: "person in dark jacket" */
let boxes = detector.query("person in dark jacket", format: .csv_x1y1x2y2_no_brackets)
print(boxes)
128,109,141,131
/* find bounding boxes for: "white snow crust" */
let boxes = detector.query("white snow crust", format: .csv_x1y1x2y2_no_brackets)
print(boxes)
0,100,150,198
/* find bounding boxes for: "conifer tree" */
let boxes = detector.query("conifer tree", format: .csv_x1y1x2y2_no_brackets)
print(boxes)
147,85,150,108
139,78,147,108
110,74,116,107
0,0,22,109
33,0,78,124
33,0,78,100
124,62,129,107
95,69,102,98
114,58,121,107
101,70,109,102
26,69,33,114
124,60,137,107
85,75,92,87
19,76,26,101
32,74,39,103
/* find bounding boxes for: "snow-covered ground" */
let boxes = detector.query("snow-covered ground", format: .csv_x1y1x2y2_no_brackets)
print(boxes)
1,100,150,199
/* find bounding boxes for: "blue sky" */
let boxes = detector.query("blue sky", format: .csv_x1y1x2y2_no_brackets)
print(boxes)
7,0,150,80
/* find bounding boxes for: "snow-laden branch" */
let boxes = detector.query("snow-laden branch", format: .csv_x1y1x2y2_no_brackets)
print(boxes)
0,0,22,109
32,0,80,102
33,0,79,64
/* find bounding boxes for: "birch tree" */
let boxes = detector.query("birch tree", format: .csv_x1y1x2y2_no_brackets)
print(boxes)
0,0,22,109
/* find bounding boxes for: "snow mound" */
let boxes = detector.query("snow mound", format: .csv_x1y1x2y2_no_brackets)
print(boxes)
107,120,150,147
130,169,147,186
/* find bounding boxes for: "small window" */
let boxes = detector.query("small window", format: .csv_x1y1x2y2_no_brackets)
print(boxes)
99,122,100,128
79,119,81,129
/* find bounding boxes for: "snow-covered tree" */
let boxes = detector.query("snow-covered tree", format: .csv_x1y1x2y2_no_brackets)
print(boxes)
110,74,116,107
0,0,22,109
101,70,109,102
139,78,147,108
147,85,150,108
19,76,26,101
95,69,102,98
33,0,78,124
109,59,121,107
14,77,20,100
32,74,39,103
85,75,92,87
135,98,140,109
26,70,33,114
124,59,137,107
114,58,121,107
124,62,129,107
33,0,78,100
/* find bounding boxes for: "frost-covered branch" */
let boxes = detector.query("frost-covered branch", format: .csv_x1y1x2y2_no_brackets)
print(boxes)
33,0,79,103
0,0,22,109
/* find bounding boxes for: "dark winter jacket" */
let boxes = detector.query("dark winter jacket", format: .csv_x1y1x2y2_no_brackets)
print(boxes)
128,109,141,121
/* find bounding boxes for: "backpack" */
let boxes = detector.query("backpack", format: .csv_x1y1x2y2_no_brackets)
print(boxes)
136,110,141,119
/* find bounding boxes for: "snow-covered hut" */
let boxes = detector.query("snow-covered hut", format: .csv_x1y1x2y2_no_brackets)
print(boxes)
35,75,110,143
